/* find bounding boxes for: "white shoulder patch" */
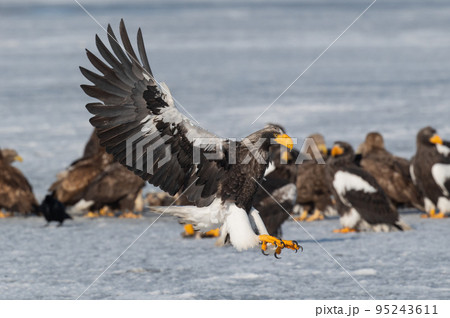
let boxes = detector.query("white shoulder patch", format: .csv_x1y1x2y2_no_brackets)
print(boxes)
436,144,450,157
264,161,276,177
272,183,297,204
431,163,450,196
333,170,377,206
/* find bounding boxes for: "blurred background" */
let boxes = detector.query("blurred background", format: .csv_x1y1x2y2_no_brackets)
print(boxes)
0,0,450,300
1,0,449,200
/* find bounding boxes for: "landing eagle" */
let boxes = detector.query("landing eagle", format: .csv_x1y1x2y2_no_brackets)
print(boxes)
80,20,299,256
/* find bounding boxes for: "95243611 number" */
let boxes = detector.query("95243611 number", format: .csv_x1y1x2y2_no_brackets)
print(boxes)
375,305,438,315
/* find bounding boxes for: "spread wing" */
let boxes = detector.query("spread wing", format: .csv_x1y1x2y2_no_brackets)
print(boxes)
81,20,230,206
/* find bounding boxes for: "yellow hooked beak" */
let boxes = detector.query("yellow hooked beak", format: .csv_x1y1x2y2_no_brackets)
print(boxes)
281,150,291,162
318,144,328,156
274,134,294,151
331,145,344,157
429,134,443,145
14,155,23,162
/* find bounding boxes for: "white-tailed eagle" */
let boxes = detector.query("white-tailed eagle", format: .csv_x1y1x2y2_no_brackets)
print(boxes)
358,132,424,211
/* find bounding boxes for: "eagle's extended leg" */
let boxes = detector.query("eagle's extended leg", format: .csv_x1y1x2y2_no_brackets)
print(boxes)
259,234,301,258
421,209,446,219
305,209,325,222
333,227,357,233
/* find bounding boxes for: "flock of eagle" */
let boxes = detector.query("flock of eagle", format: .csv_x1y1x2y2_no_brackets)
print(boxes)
1,20,449,257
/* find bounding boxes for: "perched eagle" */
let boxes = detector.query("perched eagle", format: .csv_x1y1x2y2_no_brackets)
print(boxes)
49,129,145,213
49,130,113,207
0,149,38,215
253,144,298,238
358,132,424,211
410,127,450,218
326,142,409,232
80,20,299,256
295,133,335,221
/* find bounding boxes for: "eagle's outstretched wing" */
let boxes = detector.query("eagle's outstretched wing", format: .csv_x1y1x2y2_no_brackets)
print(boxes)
81,20,229,206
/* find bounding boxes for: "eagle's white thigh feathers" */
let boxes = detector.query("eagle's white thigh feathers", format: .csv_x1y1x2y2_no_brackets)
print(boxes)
424,197,436,213
437,197,450,214
249,208,269,235
339,208,361,229
152,199,261,251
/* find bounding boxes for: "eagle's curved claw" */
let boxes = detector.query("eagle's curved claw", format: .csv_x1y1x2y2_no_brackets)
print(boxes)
274,253,281,259
258,234,300,258
261,249,269,256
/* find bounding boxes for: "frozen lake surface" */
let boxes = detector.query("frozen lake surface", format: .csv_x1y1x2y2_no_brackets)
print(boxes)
0,212,449,299
0,0,450,299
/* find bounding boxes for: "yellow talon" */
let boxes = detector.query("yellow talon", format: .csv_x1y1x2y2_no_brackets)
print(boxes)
119,211,141,219
306,209,324,222
422,209,447,219
293,209,309,222
99,206,114,217
0,211,11,218
84,211,99,218
333,227,357,233
202,228,220,238
183,224,196,236
258,234,301,258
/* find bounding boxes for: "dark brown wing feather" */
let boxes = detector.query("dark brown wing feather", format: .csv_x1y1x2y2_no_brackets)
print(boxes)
83,162,145,210
81,20,230,207
340,166,399,225
361,149,423,210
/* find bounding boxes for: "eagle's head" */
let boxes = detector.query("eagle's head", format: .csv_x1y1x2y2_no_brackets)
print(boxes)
417,126,443,147
0,149,23,165
246,124,294,152
330,141,355,163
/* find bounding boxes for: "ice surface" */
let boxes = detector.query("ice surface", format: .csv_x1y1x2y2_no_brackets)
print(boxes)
0,213,449,299
0,0,450,299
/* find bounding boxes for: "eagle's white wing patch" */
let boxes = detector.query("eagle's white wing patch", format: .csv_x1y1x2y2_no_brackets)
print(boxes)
272,183,297,204
436,144,450,157
264,161,276,177
333,170,377,206
431,163,450,196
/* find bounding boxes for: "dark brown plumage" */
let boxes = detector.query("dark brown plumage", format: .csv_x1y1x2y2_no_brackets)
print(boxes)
253,145,298,237
0,149,38,215
295,133,335,221
358,132,424,211
49,132,113,206
326,142,409,232
49,129,145,212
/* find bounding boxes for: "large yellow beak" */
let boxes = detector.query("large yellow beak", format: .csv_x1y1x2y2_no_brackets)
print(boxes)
331,145,344,157
429,134,443,145
14,155,23,162
281,150,291,162
318,144,328,156
274,134,294,151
